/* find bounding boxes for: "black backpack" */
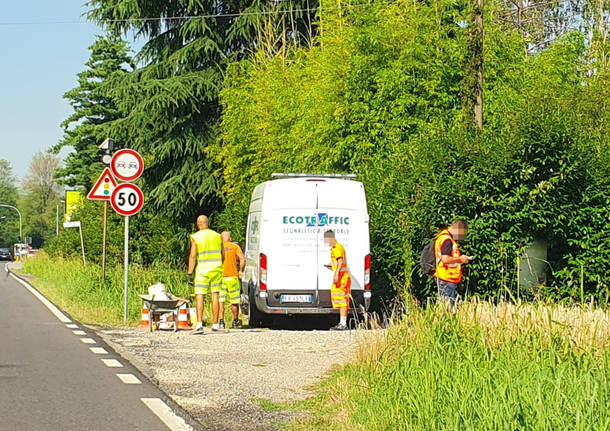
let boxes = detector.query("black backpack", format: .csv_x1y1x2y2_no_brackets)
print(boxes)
419,240,437,276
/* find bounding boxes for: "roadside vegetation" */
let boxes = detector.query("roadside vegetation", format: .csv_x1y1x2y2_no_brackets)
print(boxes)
18,253,234,326
280,301,610,430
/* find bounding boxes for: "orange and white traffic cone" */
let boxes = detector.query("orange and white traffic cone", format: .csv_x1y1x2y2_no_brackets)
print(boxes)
177,302,191,330
139,305,150,327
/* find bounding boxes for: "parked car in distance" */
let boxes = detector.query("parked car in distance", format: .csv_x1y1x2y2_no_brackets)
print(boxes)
0,248,12,260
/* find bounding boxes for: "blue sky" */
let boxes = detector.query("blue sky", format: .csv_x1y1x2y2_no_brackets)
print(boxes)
0,1,135,182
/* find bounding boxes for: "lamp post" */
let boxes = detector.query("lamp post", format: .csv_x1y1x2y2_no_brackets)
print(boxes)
0,204,22,242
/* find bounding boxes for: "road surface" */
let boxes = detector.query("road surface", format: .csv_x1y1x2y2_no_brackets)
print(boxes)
0,263,197,431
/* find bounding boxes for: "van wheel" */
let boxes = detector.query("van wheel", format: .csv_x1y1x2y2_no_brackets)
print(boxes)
247,288,266,328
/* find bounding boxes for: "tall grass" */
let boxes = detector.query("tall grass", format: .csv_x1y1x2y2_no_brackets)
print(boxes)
19,253,232,326
288,301,610,431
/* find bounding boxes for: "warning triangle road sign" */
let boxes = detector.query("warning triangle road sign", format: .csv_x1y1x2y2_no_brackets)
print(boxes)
87,168,118,200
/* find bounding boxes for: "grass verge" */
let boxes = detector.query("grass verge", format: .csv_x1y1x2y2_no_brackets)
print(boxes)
17,253,237,326
285,301,610,431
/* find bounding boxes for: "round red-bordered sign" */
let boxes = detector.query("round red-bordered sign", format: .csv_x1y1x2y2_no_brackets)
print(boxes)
111,149,144,182
111,183,144,216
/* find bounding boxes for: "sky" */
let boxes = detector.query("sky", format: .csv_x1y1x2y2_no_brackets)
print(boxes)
0,1,135,183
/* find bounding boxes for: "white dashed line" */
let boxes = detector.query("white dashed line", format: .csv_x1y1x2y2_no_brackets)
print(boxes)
66,324,79,329
90,347,108,354
141,398,193,431
101,359,123,368
80,338,96,344
9,273,71,323
72,330,87,336
116,374,141,384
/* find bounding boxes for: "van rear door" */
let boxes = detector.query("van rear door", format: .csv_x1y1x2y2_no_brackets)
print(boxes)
265,181,319,305
316,180,369,307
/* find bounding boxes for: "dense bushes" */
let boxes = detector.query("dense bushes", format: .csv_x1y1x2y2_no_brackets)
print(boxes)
45,199,187,267
216,0,609,303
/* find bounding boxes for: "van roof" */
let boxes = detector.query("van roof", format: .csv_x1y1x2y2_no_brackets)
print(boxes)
250,177,367,212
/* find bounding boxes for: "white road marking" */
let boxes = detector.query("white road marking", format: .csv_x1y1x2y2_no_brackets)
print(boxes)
80,338,96,344
90,347,108,354
141,398,193,431
9,273,71,323
66,324,79,329
72,330,87,336
101,359,123,368
116,374,141,384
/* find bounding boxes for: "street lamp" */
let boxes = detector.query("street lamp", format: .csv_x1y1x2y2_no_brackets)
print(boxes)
99,138,114,165
0,204,22,242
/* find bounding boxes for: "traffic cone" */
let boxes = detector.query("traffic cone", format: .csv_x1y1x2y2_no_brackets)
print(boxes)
139,305,150,327
177,302,191,330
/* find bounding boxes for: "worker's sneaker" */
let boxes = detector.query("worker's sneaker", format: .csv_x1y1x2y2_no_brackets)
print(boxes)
330,323,348,331
191,325,204,335
219,319,226,330
211,323,220,332
231,319,243,329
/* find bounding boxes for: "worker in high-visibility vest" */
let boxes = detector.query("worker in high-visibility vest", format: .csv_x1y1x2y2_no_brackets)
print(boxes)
324,230,351,331
187,215,224,334
219,231,246,329
433,219,472,308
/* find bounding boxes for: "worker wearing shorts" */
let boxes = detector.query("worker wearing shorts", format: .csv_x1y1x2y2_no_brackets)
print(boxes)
324,230,351,330
187,215,224,334
219,231,246,329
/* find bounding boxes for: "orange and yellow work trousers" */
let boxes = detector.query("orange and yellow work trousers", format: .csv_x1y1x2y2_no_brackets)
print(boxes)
331,272,351,309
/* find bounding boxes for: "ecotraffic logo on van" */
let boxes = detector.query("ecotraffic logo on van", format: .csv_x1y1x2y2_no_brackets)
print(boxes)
282,213,350,227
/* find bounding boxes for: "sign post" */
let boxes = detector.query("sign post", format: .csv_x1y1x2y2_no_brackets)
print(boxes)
109,149,145,322
123,215,129,321
87,168,118,280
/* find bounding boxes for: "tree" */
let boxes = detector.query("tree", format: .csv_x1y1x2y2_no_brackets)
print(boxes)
85,0,318,225
0,159,19,247
21,152,62,248
54,35,133,189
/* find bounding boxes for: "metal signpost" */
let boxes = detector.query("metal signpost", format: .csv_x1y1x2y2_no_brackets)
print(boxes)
87,168,118,280
109,150,145,322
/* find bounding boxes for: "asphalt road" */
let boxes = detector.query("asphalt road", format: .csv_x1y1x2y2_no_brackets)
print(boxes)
0,263,196,431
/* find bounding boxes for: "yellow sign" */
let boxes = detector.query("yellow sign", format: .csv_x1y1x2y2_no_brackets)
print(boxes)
65,190,84,222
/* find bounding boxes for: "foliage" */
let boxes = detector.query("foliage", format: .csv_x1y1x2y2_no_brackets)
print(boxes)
85,0,318,226
285,302,610,430
44,199,186,267
20,253,237,326
0,159,20,247
20,152,62,248
54,35,133,189
217,0,610,303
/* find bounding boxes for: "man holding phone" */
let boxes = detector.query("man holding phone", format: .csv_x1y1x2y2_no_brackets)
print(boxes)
433,219,472,308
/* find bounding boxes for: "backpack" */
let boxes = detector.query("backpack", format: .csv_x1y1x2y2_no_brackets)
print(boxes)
419,240,437,276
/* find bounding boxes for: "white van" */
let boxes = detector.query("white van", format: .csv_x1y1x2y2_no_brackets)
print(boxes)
241,174,371,327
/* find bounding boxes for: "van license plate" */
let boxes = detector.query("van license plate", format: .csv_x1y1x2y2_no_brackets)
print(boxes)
281,295,313,303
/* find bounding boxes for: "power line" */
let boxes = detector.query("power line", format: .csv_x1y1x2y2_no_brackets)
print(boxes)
0,3,378,27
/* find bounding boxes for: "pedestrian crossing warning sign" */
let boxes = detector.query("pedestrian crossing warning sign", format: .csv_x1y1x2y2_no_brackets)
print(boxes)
88,168,118,200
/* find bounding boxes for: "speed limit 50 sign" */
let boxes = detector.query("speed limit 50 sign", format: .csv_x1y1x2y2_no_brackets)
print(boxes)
111,183,144,216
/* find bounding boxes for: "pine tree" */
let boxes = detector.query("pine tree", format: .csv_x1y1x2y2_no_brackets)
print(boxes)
54,35,133,189
86,0,317,224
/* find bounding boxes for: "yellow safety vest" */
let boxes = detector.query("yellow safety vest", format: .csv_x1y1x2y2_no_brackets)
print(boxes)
433,229,462,283
191,229,223,274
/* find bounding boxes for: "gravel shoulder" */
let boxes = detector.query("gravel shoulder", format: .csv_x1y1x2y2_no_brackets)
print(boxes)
95,326,360,431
